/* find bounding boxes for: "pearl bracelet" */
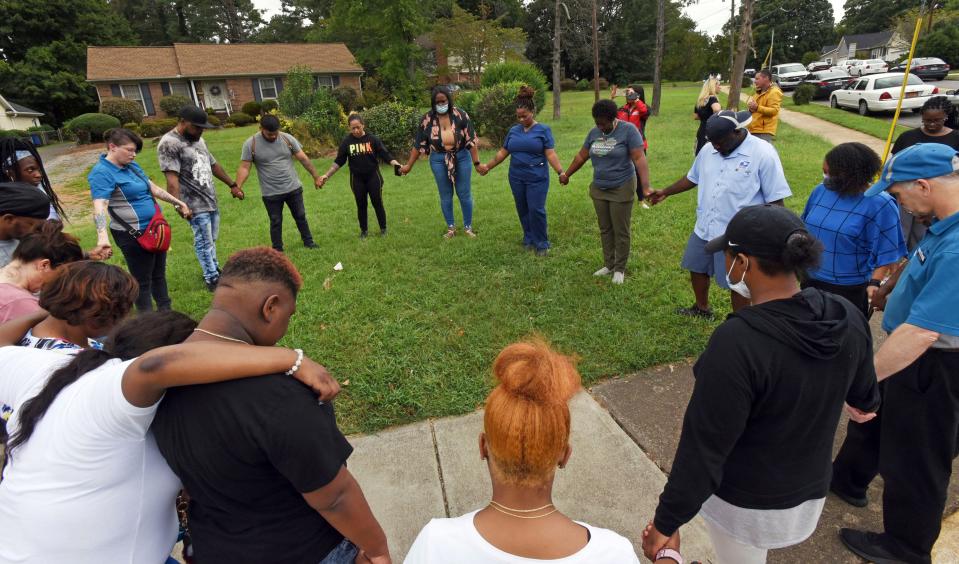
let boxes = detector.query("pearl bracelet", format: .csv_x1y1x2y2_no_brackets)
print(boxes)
285,348,304,376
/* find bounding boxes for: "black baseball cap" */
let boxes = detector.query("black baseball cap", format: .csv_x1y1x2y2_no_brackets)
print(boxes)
0,182,51,218
705,204,808,259
178,106,215,129
705,110,752,141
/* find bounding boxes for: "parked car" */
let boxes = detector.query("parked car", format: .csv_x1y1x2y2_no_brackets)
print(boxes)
744,68,756,78
801,70,853,100
771,63,809,90
807,61,832,72
889,57,951,81
847,59,889,77
830,73,941,115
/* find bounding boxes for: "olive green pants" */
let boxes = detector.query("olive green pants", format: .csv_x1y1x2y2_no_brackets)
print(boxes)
590,176,636,273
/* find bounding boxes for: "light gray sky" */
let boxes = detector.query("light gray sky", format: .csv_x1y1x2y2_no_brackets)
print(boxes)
251,0,846,39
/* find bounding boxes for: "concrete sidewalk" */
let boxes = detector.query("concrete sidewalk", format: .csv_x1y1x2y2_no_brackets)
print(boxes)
348,392,717,562
780,107,887,154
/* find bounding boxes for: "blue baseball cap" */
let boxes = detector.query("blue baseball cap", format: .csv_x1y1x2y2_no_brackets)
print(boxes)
865,143,959,197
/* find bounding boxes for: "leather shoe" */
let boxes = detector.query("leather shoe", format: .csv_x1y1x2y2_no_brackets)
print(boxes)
839,529,909,564
830,483,868,507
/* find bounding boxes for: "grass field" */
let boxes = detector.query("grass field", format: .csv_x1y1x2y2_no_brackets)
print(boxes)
62,89,833,433
786,100,911,141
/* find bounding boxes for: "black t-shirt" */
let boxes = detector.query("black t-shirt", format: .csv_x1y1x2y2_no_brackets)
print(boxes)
694,95,720,123
891,128,959,154
152,374,353,564
334,133,395,177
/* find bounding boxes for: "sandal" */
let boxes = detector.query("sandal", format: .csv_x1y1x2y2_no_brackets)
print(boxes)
443,227,456,239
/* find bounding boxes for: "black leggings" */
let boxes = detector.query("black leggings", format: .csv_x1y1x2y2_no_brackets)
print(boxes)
112,228,171,313
350,171,386,232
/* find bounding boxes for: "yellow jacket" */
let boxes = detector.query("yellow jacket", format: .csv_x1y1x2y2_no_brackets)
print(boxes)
748,86,783,135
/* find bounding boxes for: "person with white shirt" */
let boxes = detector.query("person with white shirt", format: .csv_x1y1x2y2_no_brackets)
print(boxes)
404,339,641,564
0,309,340,564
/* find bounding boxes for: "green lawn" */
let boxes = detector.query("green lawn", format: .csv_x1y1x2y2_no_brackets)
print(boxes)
786,100,911,141
63,89,832,433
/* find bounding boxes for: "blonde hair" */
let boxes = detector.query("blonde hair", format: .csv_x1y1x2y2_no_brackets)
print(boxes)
483,339,582,487
697,77,720,109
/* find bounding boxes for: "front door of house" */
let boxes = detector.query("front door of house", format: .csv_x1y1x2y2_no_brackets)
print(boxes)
202,81,228,111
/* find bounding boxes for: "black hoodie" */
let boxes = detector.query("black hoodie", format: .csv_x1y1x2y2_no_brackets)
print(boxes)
653,288,880,537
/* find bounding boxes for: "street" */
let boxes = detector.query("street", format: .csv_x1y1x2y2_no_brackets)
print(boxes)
794,78,959,128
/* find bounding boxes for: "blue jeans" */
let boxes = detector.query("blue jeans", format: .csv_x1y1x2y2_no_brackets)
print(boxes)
189,210,220,283
509,171,550,249
318,538,358,564
428,149,473,228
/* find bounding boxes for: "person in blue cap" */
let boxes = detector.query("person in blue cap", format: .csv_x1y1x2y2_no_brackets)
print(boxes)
838,143,959,564
649,110,792,315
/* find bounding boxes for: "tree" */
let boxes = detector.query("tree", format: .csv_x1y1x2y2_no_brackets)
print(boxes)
840,0,913,35
749,0,834,68
457,0,526,28
0,0,137,124
652,0,665,114
727,0,755,110
431,4,527,80
916,25,959,67
109,0,265,45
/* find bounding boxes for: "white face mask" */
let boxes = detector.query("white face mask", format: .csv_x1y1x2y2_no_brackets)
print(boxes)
726,255,752,300
436,104,449,114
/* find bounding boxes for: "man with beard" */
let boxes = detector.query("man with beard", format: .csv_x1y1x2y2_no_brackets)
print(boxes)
158,106,241,291
648,110,792,315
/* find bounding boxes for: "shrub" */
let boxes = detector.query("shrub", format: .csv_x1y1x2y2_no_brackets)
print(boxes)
65,113,121,143
278,65,315,118
122,122,141,134
158,95,192,117
363,102,419,157
792,84,816,106
0,130,28,139
456,90,480,118
560,78,577,92
100,98,144,125
241,101,262,116
474,81,524,147
206,115,221,127
205,107,216,116
139,118,178,138
300,88,346,144
261,99,279,113
742,74,754,88
481,61,547,114
223,123,237,128
589,77,609,91
576,79,589,91
228,112,255,126
332,86,359,112
361,77,389,108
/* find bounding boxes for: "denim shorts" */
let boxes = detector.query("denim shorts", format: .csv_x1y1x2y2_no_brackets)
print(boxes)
318,538,358,564
680,232,730,289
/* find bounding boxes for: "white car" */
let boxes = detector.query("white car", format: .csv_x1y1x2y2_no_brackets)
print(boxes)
847,59,888,77
830,73,941,115
770,63,809,90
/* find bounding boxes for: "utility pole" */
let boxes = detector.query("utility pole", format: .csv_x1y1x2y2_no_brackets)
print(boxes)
553,0,563,119
652,0,665,115
726,0,755,110
592,0,600,102
728,0,736,79
769,27,774,70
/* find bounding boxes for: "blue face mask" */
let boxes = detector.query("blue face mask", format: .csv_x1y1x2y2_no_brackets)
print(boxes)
822,173,839,190
436,104,449,114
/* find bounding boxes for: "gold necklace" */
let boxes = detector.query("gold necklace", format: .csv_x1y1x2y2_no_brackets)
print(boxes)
488,503,559,519
489,501,554,513
192,327,249,344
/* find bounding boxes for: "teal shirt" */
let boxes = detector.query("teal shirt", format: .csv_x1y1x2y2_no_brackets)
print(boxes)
883,211,959,338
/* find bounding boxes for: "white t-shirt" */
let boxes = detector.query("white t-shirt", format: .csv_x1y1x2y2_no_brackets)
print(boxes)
404,510,641,564
0,346,181,564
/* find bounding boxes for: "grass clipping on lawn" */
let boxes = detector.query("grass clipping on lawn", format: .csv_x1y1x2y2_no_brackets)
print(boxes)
66,90,833,433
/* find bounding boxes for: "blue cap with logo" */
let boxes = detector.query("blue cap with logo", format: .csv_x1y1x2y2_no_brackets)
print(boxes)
865,143,959,197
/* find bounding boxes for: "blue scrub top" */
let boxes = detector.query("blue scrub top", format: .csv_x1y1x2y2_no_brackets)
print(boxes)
505,123,555,179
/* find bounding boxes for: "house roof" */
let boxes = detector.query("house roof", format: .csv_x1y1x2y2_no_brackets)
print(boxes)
87,43,364,82
843,31,896,50
821,44,838,55
0,95,43,117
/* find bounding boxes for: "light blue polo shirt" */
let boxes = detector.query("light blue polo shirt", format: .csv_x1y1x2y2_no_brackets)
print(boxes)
883,211,959,340
687,133,792,240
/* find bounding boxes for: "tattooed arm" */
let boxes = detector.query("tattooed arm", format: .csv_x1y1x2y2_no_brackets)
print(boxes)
91,198,113,259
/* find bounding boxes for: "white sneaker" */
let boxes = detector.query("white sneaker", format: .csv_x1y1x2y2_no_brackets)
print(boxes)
593,267,612,276
612,272,625,284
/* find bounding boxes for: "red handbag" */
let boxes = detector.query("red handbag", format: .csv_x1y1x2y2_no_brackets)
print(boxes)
109,198,172,254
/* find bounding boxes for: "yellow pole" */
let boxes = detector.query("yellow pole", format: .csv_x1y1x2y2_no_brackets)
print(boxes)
880,11,925,165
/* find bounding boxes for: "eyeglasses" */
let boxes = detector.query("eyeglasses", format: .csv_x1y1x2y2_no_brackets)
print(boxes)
922,118,946,124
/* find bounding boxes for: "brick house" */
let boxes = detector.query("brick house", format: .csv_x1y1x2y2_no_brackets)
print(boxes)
86,43,364,118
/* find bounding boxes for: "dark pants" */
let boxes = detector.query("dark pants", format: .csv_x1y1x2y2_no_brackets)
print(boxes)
832,381,886,499
112,228,171,313
877,350,959,562
508,171,549,250
801,278,870,318
350,171,386,232
262,187,314,251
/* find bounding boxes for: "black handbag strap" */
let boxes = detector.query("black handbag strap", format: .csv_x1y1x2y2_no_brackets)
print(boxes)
108,177,159,239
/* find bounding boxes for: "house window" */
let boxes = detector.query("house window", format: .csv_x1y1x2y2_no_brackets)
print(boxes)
119,84,147,115
259,78,278,100
315,75,335,90
170,82,192,98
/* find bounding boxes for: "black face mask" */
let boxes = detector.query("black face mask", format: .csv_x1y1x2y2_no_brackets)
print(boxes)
822,174,840,191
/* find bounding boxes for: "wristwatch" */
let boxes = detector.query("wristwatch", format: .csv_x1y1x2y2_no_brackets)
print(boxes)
655,548,683,564
473,160,481,167
868,278,882,288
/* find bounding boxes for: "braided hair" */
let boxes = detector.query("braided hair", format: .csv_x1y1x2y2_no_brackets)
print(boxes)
515,85,536,113
0,138,65,220
921,96,958,129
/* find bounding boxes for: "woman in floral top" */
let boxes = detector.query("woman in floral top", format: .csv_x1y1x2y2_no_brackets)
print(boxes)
400,86,482,239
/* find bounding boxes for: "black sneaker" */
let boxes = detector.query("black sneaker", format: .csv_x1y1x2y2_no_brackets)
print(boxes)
304,242,318,249
839,529,910,564
205,277,219,292
676,305,714,319
380,228,387,236
359,231,368,239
